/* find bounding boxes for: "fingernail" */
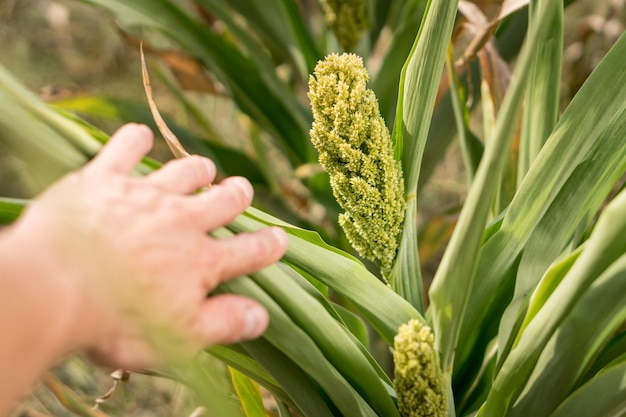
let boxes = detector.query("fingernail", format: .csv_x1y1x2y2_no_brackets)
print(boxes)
232,177,253,201
134,124,152,139
269,227,288,249
244,306,268,339
201,158,215,178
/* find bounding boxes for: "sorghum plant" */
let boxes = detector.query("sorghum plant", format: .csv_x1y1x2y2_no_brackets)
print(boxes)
1,1,626,416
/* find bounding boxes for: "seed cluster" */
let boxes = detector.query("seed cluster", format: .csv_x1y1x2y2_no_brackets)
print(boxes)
308,53,405,273
393,320,447,417
319,0,369,51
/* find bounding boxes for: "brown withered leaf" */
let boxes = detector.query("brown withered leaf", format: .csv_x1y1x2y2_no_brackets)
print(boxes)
42,374,112,417
478,42,511,112
457,1,512,110
418,213,457,267
498,0,530,21
456,1,499,69
456,0,529,69
141,45,190,159
158,49,225,95
123,31,225,95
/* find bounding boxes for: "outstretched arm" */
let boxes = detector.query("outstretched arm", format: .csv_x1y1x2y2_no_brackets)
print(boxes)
0,123,287,414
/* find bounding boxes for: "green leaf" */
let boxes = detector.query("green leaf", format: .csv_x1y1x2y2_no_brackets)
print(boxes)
506,254,626,417
391,0,459,198
241,339,336,417
230,368,266,417
582,331,626,382
456,30,626,374
445,44,483,184
77,0,314,165
220,277,379,417
0,65,100,159
430,0,561,375
208,345,288,404
229,209,425,346
53,95,267,184
0,197,27,225
517,0,563,181
277,263,391,389
388,0,461,311
548,360,626,417
212,228,400,417
176,356,246,417
494,0,564,352
480,189,626,416
370,1,425,123
333,303,370,349
389,199,423,309
512,245,584,349
0,66,91,193
198,0,320,79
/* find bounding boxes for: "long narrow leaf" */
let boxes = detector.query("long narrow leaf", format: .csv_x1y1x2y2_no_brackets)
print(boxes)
229,209,425,345
0,197,27,225
388,0,461,310
508,254,626,417
240,339,336,417
548,360,626,417
199,0,320,78
208,345,288,404
517,0,563,181
445,44,483,183
213,227,400,417
480,188,626,416
430,0,560,374
456,31,626,373
220,277,379,417
229,368,266,417
78,0,314,165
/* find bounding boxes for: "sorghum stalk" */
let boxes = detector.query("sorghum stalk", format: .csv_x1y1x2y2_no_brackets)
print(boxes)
308,53,406,276
319,0,368,51
394,319,447,417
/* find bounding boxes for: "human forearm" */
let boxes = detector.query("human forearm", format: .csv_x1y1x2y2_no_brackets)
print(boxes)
0,124,287,415
0,222,87,415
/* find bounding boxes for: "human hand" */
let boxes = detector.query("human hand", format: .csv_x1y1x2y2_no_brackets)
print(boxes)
12,123,287,368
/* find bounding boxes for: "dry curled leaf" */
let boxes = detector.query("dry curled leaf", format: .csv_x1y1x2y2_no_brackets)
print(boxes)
140,45,190,160
456,0,530,69
498,0,530,21
123,32,225,95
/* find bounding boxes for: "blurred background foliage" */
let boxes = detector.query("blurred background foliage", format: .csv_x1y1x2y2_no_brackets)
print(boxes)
0,0,625,415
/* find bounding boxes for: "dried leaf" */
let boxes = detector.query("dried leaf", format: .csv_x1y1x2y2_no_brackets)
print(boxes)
418,213,457,266
456,1,499,68
458,0,489,29
123,32,225,95
498,0,530,21
140,45,190,159
42,374,111,417
456,0,530,69
478,43,512,112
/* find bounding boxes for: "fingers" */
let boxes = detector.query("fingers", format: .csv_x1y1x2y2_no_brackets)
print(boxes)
88,123,154,175
144,155,216,194
202,227,288,289
194,295,269,345
188,176,255,231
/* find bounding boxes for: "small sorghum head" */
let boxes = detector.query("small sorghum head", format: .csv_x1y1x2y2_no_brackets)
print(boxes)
319,0,369,51
393,319,447,417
